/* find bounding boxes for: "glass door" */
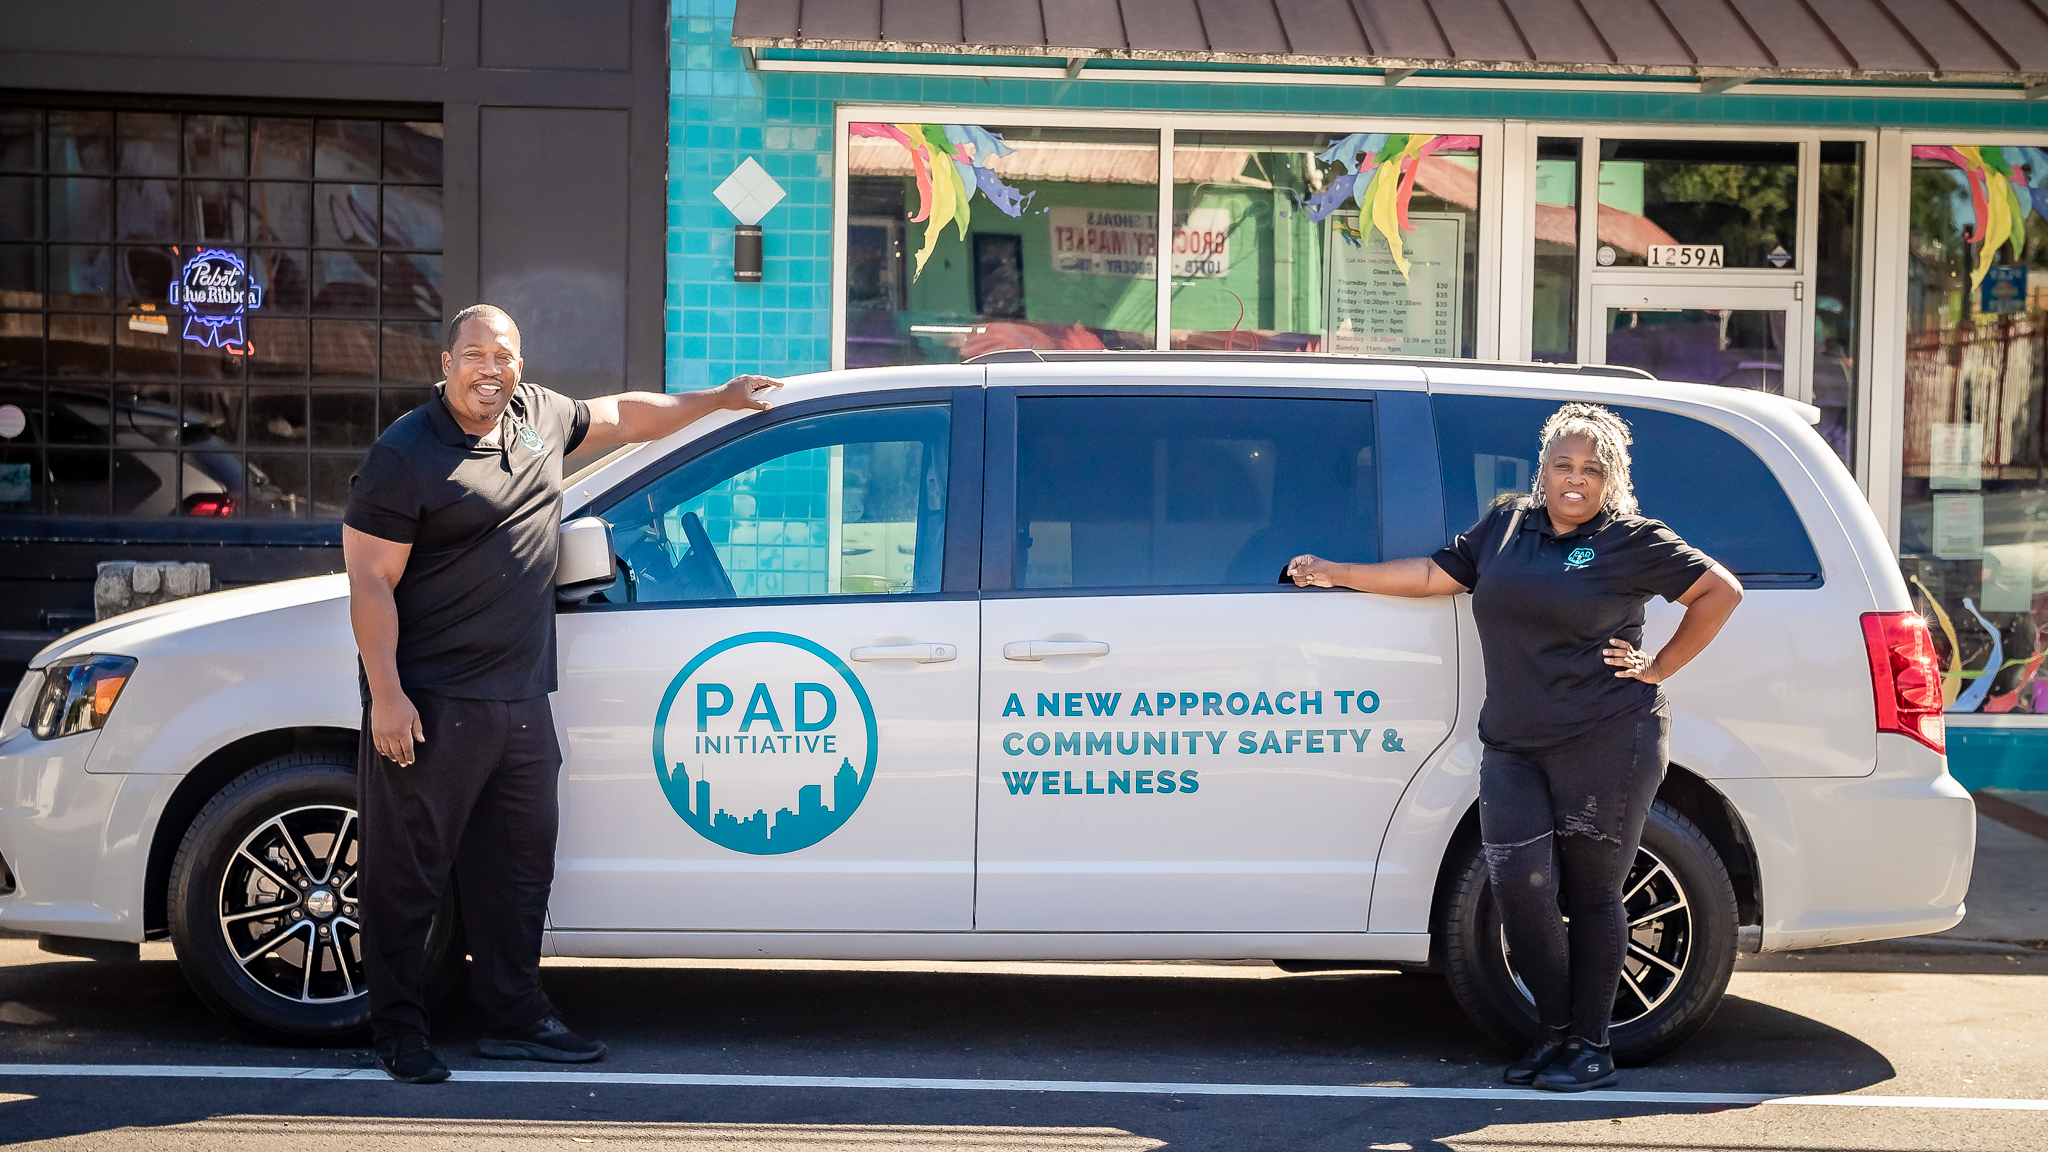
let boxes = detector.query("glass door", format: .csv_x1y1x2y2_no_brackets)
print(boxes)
1590,285,1807,400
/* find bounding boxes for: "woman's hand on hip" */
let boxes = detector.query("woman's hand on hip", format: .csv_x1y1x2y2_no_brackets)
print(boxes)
1604,637,1663,683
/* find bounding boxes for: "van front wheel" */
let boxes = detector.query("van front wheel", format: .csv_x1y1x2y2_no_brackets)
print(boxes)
1439,800,1738,1065
167,752,462,1044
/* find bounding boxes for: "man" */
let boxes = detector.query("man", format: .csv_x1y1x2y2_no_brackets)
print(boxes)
343,303,781,1083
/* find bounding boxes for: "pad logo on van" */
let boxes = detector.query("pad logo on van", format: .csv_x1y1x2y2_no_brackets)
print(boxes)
652,632,879,855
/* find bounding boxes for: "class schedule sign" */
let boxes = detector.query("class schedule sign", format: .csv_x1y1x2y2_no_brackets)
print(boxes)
1324,212,1463,358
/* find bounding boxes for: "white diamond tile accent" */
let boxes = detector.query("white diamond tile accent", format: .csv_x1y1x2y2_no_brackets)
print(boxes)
713,157,786,226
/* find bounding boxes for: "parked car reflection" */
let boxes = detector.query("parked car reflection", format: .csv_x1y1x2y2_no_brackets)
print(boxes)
42,387,280,517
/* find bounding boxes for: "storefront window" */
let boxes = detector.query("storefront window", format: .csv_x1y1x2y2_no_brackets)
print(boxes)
1594,140,1797,270
1168,130,1480,357
1902,144,2048,715
1814,142,1864,465
0,103,443,520
1532,137,1580,363
843,124,1157,367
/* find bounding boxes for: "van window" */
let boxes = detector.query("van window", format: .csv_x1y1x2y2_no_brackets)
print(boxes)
594,404,949,603
1013,396,1376,590
1432,394,1821,584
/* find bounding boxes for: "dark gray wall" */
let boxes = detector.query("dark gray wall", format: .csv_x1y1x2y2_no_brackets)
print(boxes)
0,0,671,681
0,0,670,402
480,107,632,398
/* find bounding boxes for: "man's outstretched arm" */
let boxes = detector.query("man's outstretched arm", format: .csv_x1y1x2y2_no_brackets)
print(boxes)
577,375,784,453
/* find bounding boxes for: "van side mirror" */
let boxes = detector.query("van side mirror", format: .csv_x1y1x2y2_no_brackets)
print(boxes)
556,516,617,603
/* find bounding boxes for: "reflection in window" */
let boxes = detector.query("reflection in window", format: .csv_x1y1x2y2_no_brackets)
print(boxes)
594,405,949,604
843,124,1157,367
0,105,443,520
1532,138,1580,363
1169,131,1481,358
1902,144,2048,715
1603,308,1788,391
1814,142,1863,467
1595,140,1797,270
1014,396,1377,590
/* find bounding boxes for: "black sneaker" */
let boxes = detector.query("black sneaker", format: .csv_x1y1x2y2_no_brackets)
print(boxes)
1532,1040,1619,1092
1504,1026,1570,1086
476,1015,607,1063
374,1036,451,1084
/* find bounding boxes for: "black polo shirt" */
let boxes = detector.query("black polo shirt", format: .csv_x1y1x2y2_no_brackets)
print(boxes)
344,380,590,702
1432,498,1715,751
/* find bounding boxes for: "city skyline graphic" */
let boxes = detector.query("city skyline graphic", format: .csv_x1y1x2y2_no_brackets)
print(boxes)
670,755,869,854
651,631,883,857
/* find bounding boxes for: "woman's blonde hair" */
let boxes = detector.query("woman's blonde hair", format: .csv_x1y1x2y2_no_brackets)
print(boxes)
1529,402,1638,516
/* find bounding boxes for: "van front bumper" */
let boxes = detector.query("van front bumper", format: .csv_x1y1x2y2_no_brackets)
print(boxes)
0,728,159,942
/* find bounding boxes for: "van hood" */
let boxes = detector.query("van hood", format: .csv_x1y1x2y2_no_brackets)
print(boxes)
30,573,350,669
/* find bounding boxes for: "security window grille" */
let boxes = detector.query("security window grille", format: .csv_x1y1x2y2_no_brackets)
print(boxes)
0,104,444,520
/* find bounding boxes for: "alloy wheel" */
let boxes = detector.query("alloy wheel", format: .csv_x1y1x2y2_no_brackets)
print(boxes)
216,803,364,1004
1499,845,1694,1027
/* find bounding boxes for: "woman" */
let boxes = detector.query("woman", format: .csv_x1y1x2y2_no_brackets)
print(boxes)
1286,402,1743,1092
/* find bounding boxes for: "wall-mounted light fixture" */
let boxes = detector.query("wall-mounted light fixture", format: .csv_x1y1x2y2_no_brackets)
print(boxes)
713,157,786,284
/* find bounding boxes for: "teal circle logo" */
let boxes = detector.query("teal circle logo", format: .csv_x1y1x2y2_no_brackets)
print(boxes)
652,632,879,855
1566,546,1595,567
517,425,545,453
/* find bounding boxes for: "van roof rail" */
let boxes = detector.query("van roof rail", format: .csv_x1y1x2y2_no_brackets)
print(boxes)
962,348,1656,381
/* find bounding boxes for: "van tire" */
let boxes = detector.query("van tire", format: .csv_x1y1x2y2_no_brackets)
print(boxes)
167,752,463,1044
1439,799,1738,1066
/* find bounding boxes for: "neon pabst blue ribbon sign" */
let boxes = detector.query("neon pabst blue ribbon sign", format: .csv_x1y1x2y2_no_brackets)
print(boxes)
169,249,262,351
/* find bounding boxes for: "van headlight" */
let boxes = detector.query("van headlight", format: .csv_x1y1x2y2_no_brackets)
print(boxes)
22,656,138,741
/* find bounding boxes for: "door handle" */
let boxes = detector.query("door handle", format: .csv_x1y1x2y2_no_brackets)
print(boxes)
849,643,958,663
1003,640,1111,661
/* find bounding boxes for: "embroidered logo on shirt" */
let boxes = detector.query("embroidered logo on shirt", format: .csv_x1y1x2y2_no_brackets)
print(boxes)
517,425,546,454
1564,546,1595,570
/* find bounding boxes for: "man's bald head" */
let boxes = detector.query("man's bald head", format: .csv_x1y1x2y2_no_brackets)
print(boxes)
445,304,521,355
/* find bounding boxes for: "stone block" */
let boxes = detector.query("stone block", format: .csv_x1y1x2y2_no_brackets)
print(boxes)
93,561,213,621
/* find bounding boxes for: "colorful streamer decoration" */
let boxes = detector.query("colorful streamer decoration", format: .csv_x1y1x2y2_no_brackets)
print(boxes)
1296,133,1481,278
1911,145,2048,293
851,123,1032,280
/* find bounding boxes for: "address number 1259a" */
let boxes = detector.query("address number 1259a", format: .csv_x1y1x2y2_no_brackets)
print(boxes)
1648,244,1724,268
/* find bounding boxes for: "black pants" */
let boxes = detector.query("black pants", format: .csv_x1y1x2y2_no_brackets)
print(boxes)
359,692,562,1044
1477,699,1669,1046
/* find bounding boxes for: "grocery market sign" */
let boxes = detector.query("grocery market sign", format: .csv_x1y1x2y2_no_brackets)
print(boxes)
1049,208,1230,278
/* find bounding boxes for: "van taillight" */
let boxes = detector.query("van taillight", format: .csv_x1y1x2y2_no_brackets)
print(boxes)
1860,612,1946,754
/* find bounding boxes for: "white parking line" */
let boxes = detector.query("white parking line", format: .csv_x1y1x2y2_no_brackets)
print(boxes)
0,1064,2042,1111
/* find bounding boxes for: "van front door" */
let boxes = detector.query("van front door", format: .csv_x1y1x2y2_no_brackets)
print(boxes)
548,392,982,934
973,384,1457,934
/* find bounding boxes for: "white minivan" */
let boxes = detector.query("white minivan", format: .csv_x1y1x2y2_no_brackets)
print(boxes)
0,352,1976,1063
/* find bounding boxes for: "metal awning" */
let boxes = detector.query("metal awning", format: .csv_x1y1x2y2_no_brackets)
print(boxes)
733,0,2048,86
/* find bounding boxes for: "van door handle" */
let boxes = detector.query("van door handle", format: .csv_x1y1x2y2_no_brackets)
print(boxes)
1003,640,1111,661
849,643,958,663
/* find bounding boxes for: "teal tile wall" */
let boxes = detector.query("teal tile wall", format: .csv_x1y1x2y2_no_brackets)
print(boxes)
669,0,2048,391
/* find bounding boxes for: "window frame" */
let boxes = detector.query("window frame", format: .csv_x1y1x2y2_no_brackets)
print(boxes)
563,385,984,614
829,106,1503,370
982,382,1434,599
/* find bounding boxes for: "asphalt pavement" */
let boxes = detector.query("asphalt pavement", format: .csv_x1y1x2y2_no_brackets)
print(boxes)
0,795,2042,1150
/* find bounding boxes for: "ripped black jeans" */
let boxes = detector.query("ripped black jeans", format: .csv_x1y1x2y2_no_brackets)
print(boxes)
1477,698,1670,1046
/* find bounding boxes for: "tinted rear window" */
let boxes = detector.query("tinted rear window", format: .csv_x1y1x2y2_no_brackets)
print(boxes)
1015,396,1377,589
1432,394,1820,585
